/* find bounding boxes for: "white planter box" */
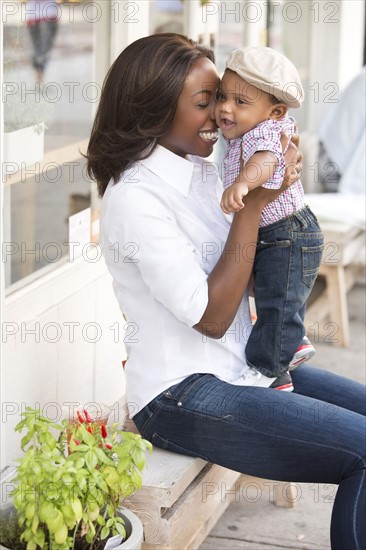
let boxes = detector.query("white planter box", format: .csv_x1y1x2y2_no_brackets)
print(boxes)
3,124,45,167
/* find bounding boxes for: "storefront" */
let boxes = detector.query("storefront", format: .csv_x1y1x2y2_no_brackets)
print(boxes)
1,0,365,466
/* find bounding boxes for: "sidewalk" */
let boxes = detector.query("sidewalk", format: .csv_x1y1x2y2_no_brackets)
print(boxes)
199,284,365,550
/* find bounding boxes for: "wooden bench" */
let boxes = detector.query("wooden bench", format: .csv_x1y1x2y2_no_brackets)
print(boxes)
124,420,297,550
305,221,365,347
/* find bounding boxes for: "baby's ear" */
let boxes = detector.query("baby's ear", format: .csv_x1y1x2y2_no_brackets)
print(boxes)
269,104,288,121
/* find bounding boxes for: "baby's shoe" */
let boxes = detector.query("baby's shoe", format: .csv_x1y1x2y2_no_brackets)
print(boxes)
242,368,293,392
289,336,315,370
269,371,294,392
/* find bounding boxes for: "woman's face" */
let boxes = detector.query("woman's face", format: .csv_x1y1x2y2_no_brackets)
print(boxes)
158,57,220,158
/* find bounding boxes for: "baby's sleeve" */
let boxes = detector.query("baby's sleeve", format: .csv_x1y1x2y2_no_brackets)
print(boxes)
242,121,286,189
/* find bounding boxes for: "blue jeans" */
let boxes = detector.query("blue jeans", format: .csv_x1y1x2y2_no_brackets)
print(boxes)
28,20,58,71
246,206,324,377
133,367,366,550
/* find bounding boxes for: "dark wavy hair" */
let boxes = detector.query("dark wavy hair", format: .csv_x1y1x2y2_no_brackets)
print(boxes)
86,33,215,196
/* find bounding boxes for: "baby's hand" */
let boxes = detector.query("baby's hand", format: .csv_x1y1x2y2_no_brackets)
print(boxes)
220,182,249,214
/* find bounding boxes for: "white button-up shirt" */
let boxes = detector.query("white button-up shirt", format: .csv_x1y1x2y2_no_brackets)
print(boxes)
101,145,252,415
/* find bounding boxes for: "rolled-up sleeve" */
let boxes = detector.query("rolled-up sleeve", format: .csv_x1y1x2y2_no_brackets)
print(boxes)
120,185,209,327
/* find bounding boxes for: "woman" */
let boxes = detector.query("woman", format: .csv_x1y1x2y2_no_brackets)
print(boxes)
87,34,366,549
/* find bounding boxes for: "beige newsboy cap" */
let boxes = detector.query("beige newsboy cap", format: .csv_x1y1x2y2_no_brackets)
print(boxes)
226,46,304,108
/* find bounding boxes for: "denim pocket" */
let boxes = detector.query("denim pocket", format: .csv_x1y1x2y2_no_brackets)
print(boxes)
133,399,163,437
301,244,324,288
257,239,291,249
163,373,213,407
151,432,211,462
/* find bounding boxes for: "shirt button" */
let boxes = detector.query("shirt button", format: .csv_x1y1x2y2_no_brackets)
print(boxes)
177,402,182,407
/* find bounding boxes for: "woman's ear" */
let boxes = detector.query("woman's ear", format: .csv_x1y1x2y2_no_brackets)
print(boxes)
269,104,288,120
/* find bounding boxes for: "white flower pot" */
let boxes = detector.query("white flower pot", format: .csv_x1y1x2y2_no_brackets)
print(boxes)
114,507,144,550
3,124,45,167
0,505,143,550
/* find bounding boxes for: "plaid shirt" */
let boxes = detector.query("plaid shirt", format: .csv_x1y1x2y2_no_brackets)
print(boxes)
222,116,304,227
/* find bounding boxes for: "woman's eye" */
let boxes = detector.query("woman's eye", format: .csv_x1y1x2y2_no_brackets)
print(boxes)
198,103,209,108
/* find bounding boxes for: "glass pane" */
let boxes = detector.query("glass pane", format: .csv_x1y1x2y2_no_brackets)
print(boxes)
4,158,91,287
3,0,98,288
149,0,184,34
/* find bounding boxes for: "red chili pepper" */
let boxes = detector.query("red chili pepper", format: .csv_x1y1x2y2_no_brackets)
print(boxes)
105,443,113,450
76,410,85,423
73,439,81,445
83,409,93,423
87,425,93,434
101,425,107,438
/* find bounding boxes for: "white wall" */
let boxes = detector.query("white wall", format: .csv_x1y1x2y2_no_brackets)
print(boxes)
1,259,126,466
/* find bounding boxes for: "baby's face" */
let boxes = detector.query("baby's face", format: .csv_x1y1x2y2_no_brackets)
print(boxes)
215,70,274,139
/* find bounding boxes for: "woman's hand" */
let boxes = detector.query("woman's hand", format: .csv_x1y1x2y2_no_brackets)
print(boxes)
281,132,302,187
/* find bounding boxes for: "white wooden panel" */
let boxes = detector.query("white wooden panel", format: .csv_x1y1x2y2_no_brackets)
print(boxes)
93,272,126,405
2,308,59,464
56,284,96,405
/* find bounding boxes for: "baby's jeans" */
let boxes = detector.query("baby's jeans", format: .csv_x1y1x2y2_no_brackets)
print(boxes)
246,205,324,377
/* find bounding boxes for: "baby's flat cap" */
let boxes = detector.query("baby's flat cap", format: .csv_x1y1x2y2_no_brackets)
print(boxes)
226,46,304,108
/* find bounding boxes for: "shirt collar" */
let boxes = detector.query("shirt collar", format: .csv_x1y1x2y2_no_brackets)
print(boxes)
139,144,195,198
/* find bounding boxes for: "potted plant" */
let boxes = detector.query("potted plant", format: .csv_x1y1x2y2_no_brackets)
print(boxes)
3,84,52,167
0,407,152,550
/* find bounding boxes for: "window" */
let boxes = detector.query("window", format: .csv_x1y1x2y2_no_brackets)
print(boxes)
3,0,107,290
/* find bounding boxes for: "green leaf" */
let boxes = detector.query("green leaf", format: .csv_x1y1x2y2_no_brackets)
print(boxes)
61,504,75,522
82,430,96,446
94,475,109,493
26,541,37,550
45,432,56,449
25,503,36,520
53,469,62,482
130,468,142,491
70,498,83,521
86,529,94,544
116,456,130,474
75,457,85,469
86,450,98,471
87,504,100,521
115,522,126,538
95,446,113,465
54,523,68,544
96,514,106,527
32,462,41,476
25,416,35,431
62,473,73,484
39,502,55,523
100,525,110,540
104,466,119,487
88,519,96,536
76,474,87,491
31,513,39,534
34,529,45,547
21,432,34,451
131,448,146,471
46,509,64,533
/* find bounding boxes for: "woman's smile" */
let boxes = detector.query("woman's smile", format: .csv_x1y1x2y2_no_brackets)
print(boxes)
199,129,219,144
